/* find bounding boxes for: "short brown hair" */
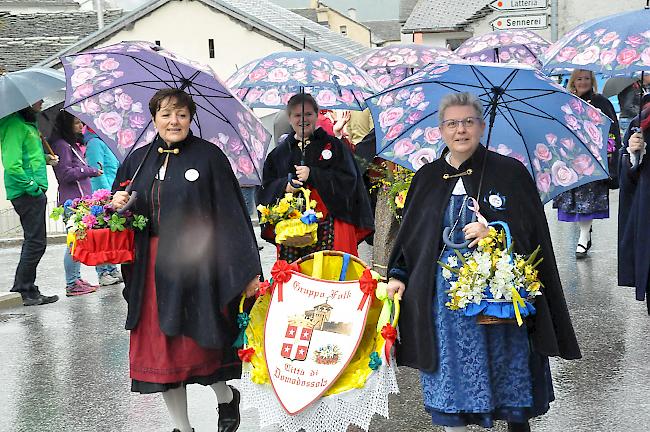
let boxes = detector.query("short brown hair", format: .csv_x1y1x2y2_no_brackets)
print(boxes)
148,88,197,118
286,92,319,114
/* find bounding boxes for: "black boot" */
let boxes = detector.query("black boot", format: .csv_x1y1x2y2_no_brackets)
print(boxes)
217,386,241,432
507,421,531,432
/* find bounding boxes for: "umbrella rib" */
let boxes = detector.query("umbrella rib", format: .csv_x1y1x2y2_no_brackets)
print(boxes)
162,57,181,88
186,81,234,98
63,79,182,108
124,54,185,83
497,104,536,172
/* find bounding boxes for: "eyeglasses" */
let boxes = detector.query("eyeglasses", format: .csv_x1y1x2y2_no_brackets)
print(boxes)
440,117,482,130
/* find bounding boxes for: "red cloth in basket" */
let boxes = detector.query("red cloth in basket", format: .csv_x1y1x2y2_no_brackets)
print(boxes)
72,228,135,265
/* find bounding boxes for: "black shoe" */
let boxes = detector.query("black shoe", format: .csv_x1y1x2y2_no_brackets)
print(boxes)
217,386,240,432
507,421,531,432
21,293,59,306
575,226,592,259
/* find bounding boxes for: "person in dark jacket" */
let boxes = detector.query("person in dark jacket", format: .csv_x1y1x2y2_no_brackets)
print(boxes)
552,69,621,258
617,73,650,132
111,88,261,432
0,101,59,306
50,110,102,297
386,92,580,432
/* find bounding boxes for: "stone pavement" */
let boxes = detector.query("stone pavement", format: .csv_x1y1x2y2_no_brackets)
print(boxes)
0,197,649,431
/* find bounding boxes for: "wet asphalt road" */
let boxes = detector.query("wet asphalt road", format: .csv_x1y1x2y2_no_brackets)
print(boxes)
0,194,649,432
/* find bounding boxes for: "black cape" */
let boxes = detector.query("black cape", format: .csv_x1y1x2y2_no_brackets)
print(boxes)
113,133,262,348
584,91,622,188
257,127,374,243
617,117,650,313
388,145,582,372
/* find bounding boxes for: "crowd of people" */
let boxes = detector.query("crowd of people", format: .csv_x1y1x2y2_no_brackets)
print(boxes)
1,70,649,431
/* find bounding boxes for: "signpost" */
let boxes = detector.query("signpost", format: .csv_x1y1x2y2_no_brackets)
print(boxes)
490,14,549,30
489,0,548,11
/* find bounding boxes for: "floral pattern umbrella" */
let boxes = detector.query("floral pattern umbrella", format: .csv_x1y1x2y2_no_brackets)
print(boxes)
365,61,612,203
354,44,459,90
542,7,650,76
225,51,380,110
62,41,271,186
455,29,549,69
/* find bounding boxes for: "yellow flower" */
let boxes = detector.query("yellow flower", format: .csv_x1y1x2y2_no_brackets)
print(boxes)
288,210,301,219
275,200,290,214
310,200,318,209
394,190,408,209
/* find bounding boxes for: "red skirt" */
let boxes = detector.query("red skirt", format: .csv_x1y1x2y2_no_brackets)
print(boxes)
129,237,239,385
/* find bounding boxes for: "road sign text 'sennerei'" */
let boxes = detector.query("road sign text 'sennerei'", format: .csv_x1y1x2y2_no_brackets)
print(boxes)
490,13,549,30
489,0,548,11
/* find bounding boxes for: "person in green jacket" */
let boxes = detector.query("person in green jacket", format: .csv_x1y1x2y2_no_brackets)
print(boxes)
0,101,59,306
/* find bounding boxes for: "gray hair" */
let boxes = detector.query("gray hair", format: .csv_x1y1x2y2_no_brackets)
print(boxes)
438,92,484,123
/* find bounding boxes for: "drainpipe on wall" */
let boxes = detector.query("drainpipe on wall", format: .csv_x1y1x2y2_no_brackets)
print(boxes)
94,0,104,29
551,0,558,42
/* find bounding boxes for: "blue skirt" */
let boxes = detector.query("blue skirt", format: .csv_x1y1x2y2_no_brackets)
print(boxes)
422,194,554,427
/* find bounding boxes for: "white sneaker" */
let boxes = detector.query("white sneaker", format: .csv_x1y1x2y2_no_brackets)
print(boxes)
98,273,121,286
109,270,123,283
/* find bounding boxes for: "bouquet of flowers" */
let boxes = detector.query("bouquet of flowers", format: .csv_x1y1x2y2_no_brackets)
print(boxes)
372,165,414,220
50,189,148,265
257,188,323,248
437,221,543,325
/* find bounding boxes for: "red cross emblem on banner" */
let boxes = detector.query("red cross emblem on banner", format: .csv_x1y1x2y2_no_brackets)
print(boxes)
281,325,313,361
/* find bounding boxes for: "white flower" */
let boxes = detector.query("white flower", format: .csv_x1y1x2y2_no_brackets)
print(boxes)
447,255,458,267
442,268,453,280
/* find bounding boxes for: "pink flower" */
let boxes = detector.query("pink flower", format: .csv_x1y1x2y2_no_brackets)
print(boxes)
80,98,100,115
334,88,353,104
94,112,123,136
72,54,94,68
385,123,404,140
536,172,551,193
377,75,392,90
626,34,644,48
111,71,124,79
560,137,575,151
293,70,307,82
494,144,512,156
564,114,580,130
315,89,337,107
617,48,640,66
128,113,147,129
641,47,650,66
556,47,578,62
416,102,430,111
573,46,600,65
73,83,94,99
237,156,255,176
228,137,244,153
408,91,425,107
82,214,97,228
71,67,97,87
238,123,250,142
248,68,268,81
572,154,595,175
386,54,404,67
131,102,143,113
424,127,441,144
251,136,265,159
551,161,578,186
600,31,619,45
576,34,590,43
98,79,114,88
408,148,437,170
407,111,422,124
91,189,112,201
99,58,120,71
545,133,557,146
511,153,528,166
312,69,330,82
499,51,512,61
404,54,419,65
377,93,394,108
394,138,416,157
379,107,404,129
396,89,411,100
587,107,604,124
260,88,281,106
245,88,264,103
332,60,348,71
583,121,603,146
115,92,133,110
535,143,553,162
267,68,290,83
117,128,137,148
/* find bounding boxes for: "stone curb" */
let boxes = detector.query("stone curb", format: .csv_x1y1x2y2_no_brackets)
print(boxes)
0,234,67,249
0,292,22,310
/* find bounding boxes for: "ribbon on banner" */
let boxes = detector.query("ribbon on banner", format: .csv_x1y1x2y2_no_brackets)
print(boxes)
358,268,377,310
270,260,298,302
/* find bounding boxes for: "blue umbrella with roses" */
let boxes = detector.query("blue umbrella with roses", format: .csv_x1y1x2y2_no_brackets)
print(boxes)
365,61,612,203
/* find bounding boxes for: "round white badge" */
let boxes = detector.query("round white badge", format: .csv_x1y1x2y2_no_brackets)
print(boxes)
185,168,200,182
321,149,332,160
488,194,503,209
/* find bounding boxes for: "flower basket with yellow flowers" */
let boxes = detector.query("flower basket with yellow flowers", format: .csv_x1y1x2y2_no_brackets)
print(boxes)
372,165,414,220
437,221,543,326
257,188,323,248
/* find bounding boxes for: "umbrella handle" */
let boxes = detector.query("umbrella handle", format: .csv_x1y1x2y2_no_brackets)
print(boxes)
442,212,477,250
117,184,137,215
288,173,302,189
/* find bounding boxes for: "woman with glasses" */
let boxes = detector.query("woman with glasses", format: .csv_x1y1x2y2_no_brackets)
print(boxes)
386,93,581,432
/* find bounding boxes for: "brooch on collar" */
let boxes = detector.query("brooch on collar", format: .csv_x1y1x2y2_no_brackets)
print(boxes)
442,169,472,180
158,147,180,154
